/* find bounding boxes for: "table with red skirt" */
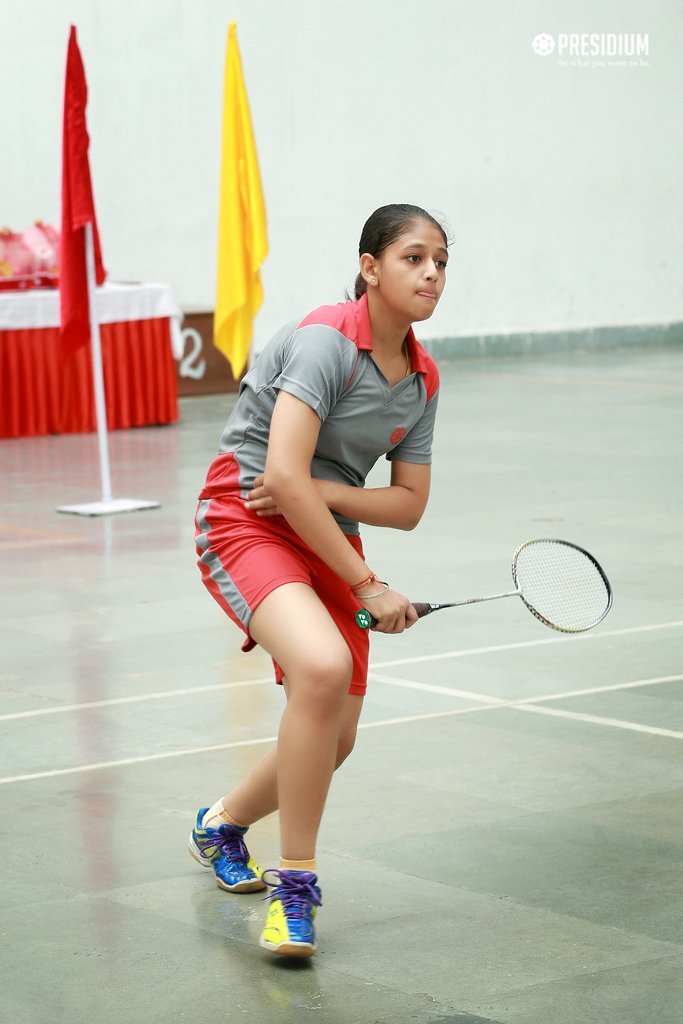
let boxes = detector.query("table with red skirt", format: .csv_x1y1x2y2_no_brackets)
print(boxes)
0,282,182,439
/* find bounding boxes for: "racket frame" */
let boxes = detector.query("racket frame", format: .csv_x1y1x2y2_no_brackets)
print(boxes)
355,538,613,634
511,537,613,633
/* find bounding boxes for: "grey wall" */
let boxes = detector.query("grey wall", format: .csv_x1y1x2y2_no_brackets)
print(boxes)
2,0,681,351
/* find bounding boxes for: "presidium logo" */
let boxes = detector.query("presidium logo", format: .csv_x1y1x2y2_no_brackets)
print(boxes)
531,32,650,66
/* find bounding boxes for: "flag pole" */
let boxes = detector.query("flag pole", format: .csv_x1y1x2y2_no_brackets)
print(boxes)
56,223,161,516
84,220,113,503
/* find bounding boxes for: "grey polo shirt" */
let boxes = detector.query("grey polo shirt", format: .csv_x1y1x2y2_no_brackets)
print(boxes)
215,293,440,535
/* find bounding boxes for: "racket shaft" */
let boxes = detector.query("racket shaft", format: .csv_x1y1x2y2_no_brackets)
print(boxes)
360,589,521,628
427,588,521,611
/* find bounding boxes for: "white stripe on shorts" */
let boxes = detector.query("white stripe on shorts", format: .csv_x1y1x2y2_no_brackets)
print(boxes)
195,498,251,627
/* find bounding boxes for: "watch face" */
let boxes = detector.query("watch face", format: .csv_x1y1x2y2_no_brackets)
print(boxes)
355,609,373,629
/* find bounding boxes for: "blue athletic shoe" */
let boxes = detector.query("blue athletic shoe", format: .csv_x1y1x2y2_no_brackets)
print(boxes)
188,807,266,893
259,869,322,957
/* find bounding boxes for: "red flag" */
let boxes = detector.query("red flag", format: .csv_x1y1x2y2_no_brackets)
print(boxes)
59,25,106,357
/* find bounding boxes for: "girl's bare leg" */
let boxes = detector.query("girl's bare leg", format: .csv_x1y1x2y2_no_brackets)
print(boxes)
218,686,363,826
238,582,355,861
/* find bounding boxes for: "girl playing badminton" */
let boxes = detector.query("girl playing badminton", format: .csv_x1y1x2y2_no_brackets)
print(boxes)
191,203,448,956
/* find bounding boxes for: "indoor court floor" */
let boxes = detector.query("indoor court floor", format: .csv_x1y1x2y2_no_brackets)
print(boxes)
1,344,682,1024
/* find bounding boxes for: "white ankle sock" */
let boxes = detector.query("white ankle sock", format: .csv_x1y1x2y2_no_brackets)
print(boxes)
202,801,247,830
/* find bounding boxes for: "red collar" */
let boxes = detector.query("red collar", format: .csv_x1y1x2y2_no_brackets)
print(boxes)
351,292,430,375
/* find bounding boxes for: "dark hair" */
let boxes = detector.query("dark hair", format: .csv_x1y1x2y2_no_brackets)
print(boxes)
353,204,449,300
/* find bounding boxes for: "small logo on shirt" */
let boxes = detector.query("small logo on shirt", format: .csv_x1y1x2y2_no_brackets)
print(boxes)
390,427,407,446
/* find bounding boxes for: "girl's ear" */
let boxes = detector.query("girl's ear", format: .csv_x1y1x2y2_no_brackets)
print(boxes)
359,252,379,287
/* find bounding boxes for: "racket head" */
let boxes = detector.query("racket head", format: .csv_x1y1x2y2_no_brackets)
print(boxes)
512,538,612,633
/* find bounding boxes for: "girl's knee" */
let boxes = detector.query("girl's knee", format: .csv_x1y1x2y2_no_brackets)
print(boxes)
292,648,353,707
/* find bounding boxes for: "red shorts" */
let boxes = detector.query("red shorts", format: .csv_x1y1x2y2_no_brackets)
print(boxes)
194,464,370,696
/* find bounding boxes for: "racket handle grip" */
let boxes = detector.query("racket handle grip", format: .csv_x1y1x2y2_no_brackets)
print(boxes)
355,602,432,630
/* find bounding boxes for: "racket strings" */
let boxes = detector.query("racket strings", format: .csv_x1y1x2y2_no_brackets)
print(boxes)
514,541,610,632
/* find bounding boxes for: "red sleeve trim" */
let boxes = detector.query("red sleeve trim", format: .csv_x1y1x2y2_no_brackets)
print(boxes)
421,349,440,402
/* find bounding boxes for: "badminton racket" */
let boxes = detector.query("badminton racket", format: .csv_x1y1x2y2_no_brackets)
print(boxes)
355,538,612,634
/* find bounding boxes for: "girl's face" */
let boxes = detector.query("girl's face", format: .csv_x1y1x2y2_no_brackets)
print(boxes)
368,219,448,323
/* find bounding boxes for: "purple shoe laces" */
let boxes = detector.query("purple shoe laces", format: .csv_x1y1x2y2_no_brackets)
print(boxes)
262,869,323,917
196,823,249,863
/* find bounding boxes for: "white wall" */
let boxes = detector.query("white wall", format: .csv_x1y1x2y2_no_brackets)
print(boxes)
2,0,681,352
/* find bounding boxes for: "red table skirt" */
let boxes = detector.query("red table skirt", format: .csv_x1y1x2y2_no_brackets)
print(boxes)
0,317,179,439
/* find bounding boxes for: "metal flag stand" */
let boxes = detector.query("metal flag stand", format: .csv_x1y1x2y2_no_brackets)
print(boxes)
56,223,160,517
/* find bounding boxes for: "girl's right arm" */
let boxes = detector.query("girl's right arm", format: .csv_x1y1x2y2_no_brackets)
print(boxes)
263,391,415,633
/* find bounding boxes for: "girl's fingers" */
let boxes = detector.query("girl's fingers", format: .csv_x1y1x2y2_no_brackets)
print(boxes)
358,588,412,634
245,472,283,517
246,476,276,508
245,490,282,517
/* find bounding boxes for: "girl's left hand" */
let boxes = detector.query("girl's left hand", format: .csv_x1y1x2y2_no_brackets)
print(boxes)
245,474,282,516
246,475,336,516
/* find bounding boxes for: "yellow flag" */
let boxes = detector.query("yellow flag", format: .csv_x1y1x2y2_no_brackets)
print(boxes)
214,23,268,378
